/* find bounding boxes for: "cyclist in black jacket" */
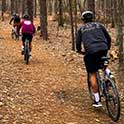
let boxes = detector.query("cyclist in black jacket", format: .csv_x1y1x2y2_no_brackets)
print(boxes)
9,13,21,36
76,10,111,107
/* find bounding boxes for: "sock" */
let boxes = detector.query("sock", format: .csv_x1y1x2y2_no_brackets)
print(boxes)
21,46,24,51
105,68,111,76
94,92,100,102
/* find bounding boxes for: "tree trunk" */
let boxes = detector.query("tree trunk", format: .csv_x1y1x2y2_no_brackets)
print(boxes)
87,0,95,15
118,24,123,67
39,0,48,40
47,0,52,15
11,0,14,15
111,0,115,27
1,0,6,21
25,0,34,21
21,0,25,16
34,0,37,17
74,0,77,33
58,0,64,27
15,0,21,14
77,0,83,14
114,0,124,67
53,0,58,15
69,0,75,50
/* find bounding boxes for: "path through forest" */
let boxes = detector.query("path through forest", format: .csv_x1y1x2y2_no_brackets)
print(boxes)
0,19,124,124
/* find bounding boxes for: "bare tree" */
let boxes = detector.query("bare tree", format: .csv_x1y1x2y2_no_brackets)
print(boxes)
58,0,64,27
47,0,53,15
74,0,77,33
34,0,37,17
21,0,25,16
114,0,124,67
25,0,34,21
39,0,48,40
11,0,14,15
1,0,6,21
87,0,95,18
69,0,75,50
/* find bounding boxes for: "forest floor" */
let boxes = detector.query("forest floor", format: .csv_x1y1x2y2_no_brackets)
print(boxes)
0,16,124,124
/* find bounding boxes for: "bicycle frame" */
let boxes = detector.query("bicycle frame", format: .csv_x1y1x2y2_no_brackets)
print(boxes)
99,59,120,121
97,70,108,98
88,56,120,122
11,26,19,40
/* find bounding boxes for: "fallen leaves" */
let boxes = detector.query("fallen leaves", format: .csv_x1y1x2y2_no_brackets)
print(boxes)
0,19,123,124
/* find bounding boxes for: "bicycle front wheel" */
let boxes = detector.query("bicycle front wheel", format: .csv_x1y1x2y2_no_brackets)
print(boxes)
24,46,29,64
105,78,120,122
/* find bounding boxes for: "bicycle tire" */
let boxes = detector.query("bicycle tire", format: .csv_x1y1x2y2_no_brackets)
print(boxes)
24,48,29,64
24,41,29,64
105,78,120,122
11,27,19,40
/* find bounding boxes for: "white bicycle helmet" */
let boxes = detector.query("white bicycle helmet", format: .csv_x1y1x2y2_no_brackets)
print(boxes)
81,10,93,21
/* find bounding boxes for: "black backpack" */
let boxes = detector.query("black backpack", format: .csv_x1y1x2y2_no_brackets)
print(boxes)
14,16,20,23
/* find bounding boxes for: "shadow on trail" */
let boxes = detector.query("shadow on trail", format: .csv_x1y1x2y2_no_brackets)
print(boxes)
52,87,121,123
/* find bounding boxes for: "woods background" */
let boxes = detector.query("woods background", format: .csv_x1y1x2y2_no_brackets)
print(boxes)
0,0,124,69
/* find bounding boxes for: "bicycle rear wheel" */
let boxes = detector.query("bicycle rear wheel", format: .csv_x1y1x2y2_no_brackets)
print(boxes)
105,78,120,122
24,42,29,64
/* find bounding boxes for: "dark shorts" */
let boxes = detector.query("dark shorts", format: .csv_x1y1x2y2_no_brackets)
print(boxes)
84,50,107,73
22,33,33,43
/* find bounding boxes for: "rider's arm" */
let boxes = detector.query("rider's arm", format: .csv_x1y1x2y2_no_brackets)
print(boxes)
101,25,111,50
76,28,82,53
18,21,23,33
9,17,14,25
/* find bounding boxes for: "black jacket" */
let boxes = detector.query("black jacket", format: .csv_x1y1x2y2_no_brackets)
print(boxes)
76,22,111,55
9,15,20,25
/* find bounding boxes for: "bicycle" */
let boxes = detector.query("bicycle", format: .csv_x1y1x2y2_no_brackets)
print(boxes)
23,39,30,64
88,56,120,122
11,26,19,40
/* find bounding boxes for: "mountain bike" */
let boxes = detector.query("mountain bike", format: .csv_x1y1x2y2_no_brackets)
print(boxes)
88,56,120,122
24,39,30,64
11,26,19,40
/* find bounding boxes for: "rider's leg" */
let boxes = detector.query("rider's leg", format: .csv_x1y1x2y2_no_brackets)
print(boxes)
89,72,98,93
21,34,25,55
84,53,102,107
29,38,32,52
28,34,33,56
89,72,100,103
29,41,32,55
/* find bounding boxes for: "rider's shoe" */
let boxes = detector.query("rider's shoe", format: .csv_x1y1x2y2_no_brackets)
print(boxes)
29,52,32,56
109,73,114,78
92,101,102,107
21,46,24,55
21,50,24,55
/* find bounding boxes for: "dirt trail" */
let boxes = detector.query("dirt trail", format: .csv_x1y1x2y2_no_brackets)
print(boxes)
0,20,124,124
